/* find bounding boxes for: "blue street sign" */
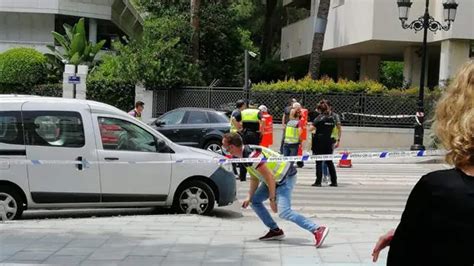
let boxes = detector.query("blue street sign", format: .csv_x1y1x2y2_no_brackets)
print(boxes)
68,76,81,84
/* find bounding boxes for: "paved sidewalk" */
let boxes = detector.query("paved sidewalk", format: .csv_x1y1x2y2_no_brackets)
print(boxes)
0,211,396,266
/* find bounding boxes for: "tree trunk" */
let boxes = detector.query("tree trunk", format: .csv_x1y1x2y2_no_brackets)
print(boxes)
260,0,277,63
308,0,331,79
190,0,201,62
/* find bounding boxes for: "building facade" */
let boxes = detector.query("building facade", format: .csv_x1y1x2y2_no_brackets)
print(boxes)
281,0,474,87
0,0,143,53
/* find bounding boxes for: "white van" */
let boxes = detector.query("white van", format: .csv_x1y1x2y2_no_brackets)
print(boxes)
0,96,236,220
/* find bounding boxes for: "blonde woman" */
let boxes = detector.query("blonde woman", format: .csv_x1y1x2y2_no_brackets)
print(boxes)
372,61,474,265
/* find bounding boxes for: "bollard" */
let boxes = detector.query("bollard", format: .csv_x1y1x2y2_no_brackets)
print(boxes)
338,151,352,168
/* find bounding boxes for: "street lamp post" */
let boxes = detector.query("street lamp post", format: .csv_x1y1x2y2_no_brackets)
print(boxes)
396,0,458,150
244,50,257,103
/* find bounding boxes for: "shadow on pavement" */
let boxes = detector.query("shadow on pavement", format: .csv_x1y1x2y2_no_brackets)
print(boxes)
20,206,243,221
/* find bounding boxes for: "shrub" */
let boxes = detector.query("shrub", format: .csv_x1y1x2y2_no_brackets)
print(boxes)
0,47,47,85
253,76,388,94
253,77,442,97
86,78,135,112
0,83,62,97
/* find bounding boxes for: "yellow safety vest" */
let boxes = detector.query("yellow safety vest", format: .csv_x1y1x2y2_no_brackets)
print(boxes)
284,119,300,144
230,118,238,133
331,127,339,140
245,147,290,185
241,109,260,123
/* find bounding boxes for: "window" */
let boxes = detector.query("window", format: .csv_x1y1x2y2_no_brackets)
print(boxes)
185,111,209,124
159,110,185,125
23,111,84,148
98,117,157,152
208,112,229,124
0,111,24,145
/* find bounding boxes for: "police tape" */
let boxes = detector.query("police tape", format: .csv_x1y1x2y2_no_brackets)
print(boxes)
341,112,415,119
0,150,445,166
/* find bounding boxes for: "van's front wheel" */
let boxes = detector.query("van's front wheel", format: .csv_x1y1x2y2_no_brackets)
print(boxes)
0,186,24,220
173,180,215,215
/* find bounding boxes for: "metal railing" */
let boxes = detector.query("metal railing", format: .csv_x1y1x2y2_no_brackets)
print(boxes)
152,86,438,128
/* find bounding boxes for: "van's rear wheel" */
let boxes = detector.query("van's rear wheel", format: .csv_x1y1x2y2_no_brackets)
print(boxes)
174,180,215,215
0,186,24,220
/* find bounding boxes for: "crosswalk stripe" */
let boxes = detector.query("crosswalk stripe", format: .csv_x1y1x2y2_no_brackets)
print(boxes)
233,163,449,220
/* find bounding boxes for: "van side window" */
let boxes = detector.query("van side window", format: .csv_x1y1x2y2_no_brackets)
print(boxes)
0,111,24,145
98,117,157,152
23,111,85,148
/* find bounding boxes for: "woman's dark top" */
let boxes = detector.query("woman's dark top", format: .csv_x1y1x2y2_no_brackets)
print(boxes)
388,168,474,266
311,114,335,155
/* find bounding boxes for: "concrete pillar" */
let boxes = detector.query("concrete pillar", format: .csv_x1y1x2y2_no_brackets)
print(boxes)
359,55,381,81
62,64,88,99
439,40,470,87
135,84,154,122
88,18,97,44
337,59,358,81
403,46,427,88
62,64,75,99
76,65,88,100
403,47,420,87
403,47,414,87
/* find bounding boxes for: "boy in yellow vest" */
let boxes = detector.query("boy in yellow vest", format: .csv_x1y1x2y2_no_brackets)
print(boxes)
222,133,329,246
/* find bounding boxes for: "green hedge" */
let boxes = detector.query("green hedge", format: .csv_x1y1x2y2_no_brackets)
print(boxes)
0,48,47,85
253,76,440,96
0,79,134,112
0,83,62,96
86,79,135,112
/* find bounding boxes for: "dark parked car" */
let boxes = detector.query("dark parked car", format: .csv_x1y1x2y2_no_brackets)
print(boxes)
150,108,230,154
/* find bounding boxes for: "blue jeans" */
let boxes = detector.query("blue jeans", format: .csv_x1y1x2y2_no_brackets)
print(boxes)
322,161,328,176
282,143,299,157
250,174,319,233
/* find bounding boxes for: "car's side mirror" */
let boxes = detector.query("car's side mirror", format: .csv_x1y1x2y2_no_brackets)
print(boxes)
154,120,165,127
156,139,172,153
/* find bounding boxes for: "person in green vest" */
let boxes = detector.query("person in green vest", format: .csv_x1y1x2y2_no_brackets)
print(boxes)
222,132,329,247
237,101,263,181
240,101,263,145
282,104,303,158
230,100,246,134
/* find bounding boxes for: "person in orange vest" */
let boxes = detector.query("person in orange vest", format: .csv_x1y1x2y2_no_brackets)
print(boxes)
258,105,273,148
296,106,308,168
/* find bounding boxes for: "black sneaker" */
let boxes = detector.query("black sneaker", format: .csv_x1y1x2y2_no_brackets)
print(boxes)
311,183,322,187
259,228,285,241
329,183,338,187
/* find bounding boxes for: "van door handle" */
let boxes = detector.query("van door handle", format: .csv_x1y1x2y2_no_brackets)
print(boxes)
173,129,179,133
104,157,119,161
76,156,84,171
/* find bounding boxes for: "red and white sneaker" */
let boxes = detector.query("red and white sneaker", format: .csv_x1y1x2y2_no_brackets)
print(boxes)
314,226,329,248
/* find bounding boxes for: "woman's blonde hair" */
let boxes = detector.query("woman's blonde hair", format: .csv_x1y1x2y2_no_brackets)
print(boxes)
433,60,474,167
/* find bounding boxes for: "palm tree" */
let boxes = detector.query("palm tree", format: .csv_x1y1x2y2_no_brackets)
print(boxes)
46,18,105,67
308,0,331,79
190,0,201,62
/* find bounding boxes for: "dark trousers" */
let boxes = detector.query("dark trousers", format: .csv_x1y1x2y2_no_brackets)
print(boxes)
315,160,337,185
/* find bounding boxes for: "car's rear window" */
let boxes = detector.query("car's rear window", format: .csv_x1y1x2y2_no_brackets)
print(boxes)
208,112,229,123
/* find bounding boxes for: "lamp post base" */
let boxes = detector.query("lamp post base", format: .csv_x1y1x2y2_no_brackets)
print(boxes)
410,144,426,151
